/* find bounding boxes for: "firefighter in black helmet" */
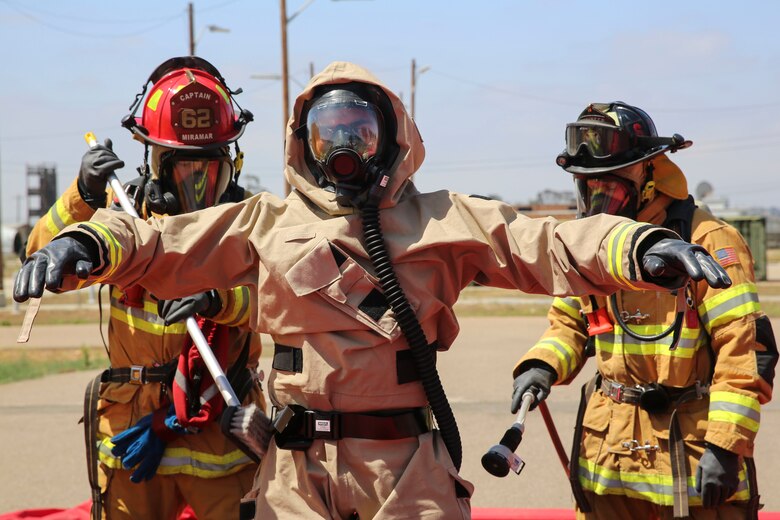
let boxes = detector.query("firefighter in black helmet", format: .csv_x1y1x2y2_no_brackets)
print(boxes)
514,101,777,519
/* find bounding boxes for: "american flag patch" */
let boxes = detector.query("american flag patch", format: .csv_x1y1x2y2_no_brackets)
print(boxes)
715,247,739,267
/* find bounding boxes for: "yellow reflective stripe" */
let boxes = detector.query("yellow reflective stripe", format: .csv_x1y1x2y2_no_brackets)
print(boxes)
698,283,760,332
530,337,576,380
223,286,248,326
578,457,750,506
214,84,230,105
607,222,641,291
709,391,761,432
82,222,123,279
45,198,77,236
552,297,583,321
147,89,163,111
99,439,252,478
110,306,187,335
595,326,705,358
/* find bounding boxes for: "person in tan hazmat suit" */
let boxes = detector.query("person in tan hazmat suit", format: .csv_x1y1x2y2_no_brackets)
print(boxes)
24,56,266,520
14,64,733,520
512,102,777,520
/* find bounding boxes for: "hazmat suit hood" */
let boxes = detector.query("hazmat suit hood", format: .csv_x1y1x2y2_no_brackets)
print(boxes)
285,61,425,216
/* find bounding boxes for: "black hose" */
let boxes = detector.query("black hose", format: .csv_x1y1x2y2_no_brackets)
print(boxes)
360,203,463,471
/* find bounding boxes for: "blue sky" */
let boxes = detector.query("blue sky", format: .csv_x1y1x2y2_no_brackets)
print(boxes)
1,0,779,226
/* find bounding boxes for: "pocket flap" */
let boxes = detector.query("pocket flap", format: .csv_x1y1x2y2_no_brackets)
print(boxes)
285,238,342,296
582,391,612,432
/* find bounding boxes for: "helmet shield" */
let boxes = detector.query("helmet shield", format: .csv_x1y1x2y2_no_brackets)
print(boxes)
159,151,233,213
306,94,382,164
574,174,638,219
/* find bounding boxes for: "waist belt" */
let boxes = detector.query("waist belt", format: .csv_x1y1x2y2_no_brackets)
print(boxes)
100,359,178,385
600,377,708,412
273,405,433,450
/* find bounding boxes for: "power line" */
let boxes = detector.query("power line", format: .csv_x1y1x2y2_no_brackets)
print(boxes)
1,0,184,38
429,69,780,114
0,0,181,24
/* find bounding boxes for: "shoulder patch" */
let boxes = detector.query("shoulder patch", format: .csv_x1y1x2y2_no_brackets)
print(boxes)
714,247,739,268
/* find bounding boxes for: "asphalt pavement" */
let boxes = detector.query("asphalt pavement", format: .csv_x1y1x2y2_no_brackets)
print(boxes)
0,316,778,514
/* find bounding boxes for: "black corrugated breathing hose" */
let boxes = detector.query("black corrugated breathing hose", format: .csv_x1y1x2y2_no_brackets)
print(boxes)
360,202,463,470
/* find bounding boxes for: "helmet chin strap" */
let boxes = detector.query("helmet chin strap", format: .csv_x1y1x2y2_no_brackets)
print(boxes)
640,161,656,205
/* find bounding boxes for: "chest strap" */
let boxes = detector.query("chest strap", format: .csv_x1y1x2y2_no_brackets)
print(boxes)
272,343,438,385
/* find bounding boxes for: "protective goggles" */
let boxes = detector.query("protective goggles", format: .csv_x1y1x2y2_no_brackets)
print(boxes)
565,122,632,159
160,154,233,213
307,102,381,162
574,174,638,219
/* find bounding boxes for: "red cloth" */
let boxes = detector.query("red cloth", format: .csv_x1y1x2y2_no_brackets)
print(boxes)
0,502,197,519
172,318,229,429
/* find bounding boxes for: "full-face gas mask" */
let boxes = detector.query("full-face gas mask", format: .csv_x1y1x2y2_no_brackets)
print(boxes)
302,86,396,207
145,147,234,215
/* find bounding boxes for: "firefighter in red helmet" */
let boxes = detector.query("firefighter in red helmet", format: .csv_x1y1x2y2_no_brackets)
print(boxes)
24,56,267,520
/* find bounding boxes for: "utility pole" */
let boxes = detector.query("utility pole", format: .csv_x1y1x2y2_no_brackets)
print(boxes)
280,0,291,196
411,59,417,120
188,3,195,55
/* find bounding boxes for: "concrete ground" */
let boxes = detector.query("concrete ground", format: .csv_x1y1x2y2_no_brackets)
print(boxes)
0,316,778,514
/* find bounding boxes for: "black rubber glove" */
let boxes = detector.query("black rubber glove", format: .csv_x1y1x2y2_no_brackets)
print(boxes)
157,290,222,325
695,443,740,508
78,138,125,210
511,361,557,412
14,235,99,302
639,238,732,290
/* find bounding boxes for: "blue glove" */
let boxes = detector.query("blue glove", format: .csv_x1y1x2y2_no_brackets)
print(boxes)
111,406,189,483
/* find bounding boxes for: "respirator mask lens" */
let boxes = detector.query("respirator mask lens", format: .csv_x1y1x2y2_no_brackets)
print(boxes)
575,175,637,218
163,155,232,212
307,103,381,165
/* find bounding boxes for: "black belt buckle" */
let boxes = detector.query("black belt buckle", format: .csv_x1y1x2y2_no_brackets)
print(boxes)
306,410,342,440
638,383,671,414
273,405,313,451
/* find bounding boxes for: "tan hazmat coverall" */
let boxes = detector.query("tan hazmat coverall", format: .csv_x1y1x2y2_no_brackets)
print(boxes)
27,178,265,520
518,202,776,519
57,61,686,519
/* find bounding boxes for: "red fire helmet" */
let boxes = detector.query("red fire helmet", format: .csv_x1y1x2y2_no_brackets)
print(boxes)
122,56,252,150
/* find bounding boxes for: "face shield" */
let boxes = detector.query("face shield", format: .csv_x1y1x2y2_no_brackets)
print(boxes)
158,151,234,213
306,100,382,174
574,174,638,219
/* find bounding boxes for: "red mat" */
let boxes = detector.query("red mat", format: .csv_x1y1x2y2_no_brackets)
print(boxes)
3,502,779,519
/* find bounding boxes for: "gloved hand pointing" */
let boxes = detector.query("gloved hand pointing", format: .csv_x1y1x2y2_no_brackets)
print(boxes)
511,361,557,412
78,138,125,210
640,238,732,290
14,236,99,302
695,443,740,508
157,290,222,325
